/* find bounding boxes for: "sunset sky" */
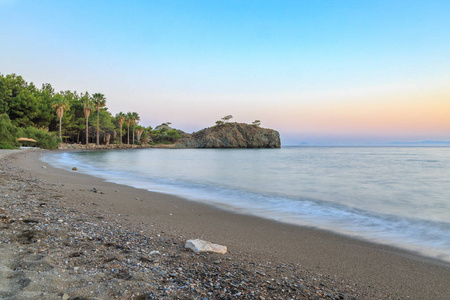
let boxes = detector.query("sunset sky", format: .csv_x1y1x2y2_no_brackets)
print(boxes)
1,0,449,145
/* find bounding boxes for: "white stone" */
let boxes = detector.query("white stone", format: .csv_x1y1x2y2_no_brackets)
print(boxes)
185,239,227,254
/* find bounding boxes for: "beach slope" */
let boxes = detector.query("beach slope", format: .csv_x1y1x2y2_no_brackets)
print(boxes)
1,149,449,299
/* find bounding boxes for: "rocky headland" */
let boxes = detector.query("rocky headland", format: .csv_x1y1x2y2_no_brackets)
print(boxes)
175,123,281,148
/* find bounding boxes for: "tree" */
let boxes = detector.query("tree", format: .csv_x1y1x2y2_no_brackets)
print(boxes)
125,112,132,144
81,92,93,144
34,83,55,130
0,75,8,114
60,90,83,143
52,93,70,140
252,120,261,127
97,109,116,137
130,112,140,144
115,112,126,144
6,74,40,127
141,125,152,144
135,125,144,143
92,93,106,145
222,115,233,123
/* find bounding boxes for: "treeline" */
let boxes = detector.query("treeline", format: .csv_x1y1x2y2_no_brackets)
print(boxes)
0,73,184,149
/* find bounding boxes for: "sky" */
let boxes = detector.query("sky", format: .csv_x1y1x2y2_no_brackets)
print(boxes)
1,0,449,145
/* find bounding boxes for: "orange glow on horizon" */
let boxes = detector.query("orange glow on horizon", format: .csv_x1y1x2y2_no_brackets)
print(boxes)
255,87,450,137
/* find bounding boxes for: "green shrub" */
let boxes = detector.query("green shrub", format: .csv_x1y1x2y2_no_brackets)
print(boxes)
0,141,15,149
150,128,182,143
166,129,182,142
0,114,18,149
17,126,59,149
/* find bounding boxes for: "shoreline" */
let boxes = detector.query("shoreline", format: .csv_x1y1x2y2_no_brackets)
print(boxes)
1,149,450,299
45,148,450,267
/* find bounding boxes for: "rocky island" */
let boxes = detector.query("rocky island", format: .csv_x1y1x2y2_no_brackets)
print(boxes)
176,122,281,148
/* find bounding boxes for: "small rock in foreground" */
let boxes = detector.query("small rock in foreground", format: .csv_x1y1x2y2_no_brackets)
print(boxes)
185,239,227,254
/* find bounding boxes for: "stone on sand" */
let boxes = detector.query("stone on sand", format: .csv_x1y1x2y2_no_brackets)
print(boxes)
185,239,227,254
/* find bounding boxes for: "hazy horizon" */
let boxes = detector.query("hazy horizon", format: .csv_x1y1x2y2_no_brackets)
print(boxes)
1,0,449,145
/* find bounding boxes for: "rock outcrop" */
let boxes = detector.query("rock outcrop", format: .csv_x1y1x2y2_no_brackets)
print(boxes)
176,122,281,148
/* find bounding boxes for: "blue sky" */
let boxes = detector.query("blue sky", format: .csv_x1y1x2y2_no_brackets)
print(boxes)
1,0,449,145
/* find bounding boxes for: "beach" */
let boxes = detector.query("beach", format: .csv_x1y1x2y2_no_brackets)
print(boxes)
1,149,449,299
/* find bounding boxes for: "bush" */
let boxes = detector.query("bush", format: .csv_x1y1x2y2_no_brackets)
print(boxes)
0,141,15,149
0,114,59,150
17,126,59,149
150,128,182,143
0,114,18,149
166,129,182,142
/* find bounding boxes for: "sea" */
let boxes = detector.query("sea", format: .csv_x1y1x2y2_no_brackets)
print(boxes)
41,147,450,263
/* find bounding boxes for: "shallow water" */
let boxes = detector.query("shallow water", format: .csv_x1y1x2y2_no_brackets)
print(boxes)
42,147,450,262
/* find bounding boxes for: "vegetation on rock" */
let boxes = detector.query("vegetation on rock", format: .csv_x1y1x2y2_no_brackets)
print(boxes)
252,120,261,127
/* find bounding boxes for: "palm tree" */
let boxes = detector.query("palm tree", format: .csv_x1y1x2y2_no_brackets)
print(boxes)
92,93,106,145
135,126,144,143
130,112,140,144
125,112,132,144
115,112,126,144
81,92,93,145
52,93,70,140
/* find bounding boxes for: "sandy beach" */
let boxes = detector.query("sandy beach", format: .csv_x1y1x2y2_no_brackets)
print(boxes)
1,149,449,299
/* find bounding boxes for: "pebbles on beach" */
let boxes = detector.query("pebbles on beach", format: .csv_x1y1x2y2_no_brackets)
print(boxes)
0,153,402,299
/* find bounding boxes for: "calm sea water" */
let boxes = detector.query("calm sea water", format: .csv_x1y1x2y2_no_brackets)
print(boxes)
42,147,450,262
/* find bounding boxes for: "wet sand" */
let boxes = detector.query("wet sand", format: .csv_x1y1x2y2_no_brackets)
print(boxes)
1,149,450,299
